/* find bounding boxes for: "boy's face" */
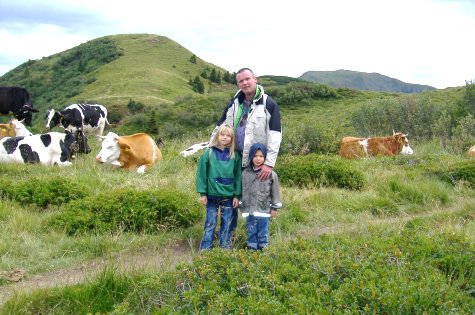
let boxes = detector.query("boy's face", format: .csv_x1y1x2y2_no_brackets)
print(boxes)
252,149,265,167
218,132,232,147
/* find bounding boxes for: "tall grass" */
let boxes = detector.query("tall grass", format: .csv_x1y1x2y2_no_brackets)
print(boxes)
1,137,474,313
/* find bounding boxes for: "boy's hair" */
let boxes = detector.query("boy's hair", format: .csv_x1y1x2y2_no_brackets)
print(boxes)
209,124,236,159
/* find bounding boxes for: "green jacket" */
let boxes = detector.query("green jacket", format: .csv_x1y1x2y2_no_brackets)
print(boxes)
196,147,242,198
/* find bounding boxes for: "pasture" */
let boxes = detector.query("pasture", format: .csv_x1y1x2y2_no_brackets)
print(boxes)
0,136,474,313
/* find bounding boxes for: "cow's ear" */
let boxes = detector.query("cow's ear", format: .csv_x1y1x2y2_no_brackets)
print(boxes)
121,143,131,152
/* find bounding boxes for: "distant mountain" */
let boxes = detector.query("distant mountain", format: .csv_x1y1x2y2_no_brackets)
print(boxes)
299,69,436,93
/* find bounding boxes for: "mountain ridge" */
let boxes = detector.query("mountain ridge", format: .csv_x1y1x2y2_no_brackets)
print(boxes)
299,69,436,93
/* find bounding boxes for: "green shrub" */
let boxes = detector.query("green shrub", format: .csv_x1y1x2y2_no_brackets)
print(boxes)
0,176,87,208
50,188,202,235
111,231,474,314
437,161,475,187
275,154,365,190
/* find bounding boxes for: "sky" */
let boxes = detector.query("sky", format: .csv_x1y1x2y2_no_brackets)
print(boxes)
1,0,474,89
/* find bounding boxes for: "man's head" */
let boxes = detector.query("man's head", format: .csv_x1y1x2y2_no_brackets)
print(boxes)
236,68,257,99
249,143,267,168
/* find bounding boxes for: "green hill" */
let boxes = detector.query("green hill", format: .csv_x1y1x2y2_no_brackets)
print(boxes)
300,69,436,93
0,34,236,134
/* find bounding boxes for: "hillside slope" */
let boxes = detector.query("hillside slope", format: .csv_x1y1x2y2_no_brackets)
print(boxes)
300,69,435,93
0,34,232,111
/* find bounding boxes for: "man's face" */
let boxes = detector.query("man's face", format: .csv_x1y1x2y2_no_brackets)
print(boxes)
252,149,265,167
236,70,257,97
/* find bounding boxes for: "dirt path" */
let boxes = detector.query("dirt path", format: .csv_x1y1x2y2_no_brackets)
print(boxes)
0,241,194,307
0,206,465,307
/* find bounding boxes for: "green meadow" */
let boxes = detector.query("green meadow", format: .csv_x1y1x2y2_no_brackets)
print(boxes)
0,34,474,313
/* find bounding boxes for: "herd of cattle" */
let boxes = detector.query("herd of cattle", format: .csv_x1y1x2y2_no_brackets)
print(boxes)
2,86,475,172
0,86,162,173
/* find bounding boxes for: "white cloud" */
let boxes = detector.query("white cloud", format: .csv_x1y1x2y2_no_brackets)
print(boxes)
0,0,474,89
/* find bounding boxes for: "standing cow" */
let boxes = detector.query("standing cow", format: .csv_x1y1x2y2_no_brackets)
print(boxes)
45,103,110,140
0,131,78,166
338,132,413,159
0,87,39,126
96,132,162,173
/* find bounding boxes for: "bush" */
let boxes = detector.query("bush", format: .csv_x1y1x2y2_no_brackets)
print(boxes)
275,154,365,190
0,176,87,208
111,231,474,314
50,188,202,235
436,161,475,188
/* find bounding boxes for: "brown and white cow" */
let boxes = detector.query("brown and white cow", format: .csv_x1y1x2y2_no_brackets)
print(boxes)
95,132,162,173
338,132,413,159
467,145,475,157
0,119,33,139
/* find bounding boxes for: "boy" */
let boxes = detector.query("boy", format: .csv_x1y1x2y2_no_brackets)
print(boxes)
240,143,282,250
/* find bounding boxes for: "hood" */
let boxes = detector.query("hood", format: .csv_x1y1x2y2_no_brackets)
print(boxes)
249,143,267,162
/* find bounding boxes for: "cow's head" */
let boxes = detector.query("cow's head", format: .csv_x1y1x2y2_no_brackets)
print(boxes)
96,132,121,165
394,132,414,155
10,118,32,137
60,131,79,162
14,105,38,127
45,109,63,130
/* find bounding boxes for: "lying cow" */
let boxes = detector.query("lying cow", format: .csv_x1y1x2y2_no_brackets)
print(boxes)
0,131,77,166
180,141,209,157
338,132,413,159
467,145,475,157
96,132,162,173
0,119,33,139
45,103,110,140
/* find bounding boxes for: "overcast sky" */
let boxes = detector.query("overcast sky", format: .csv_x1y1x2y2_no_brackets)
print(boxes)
1,0,474,89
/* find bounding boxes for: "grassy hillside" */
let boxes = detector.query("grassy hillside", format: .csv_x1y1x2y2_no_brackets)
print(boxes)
0,34,235,133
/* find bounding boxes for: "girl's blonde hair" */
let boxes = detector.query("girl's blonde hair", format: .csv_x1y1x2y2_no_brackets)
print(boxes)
209,124,236,159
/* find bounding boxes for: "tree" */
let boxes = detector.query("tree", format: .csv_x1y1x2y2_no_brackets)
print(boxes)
147,110,159,135
189,54,197,64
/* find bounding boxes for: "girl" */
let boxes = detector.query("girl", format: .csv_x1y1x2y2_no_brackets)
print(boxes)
196,124,241,250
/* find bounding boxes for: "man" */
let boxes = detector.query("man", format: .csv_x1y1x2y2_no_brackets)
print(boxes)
209,68,282,247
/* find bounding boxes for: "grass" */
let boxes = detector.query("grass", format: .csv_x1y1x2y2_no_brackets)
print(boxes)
0,136,474,313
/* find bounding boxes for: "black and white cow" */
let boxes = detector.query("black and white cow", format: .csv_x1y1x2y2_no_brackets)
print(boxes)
0,131,78,166
45,103,109,140
0,87,39,126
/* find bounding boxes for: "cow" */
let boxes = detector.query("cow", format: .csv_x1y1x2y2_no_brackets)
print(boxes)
0,87,39,126
45,103,110,140
0,119,33,139
96,132,162,173
467,145,475,157
180,141,209,157
0,131,78,166
338,132,413,159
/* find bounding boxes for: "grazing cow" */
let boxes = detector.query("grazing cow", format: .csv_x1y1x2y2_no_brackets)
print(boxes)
0,87,39,126
45,103,109,140
0,119,33,139
180,141,209,157
96,132,162,173
338,132,413,159
0,131,78,166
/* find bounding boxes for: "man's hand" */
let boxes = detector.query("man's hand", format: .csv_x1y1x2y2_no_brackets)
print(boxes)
257,164,272,181
199,195,207,206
